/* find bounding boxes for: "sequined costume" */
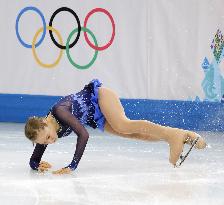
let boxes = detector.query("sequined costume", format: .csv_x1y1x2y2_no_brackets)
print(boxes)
29,79,106,171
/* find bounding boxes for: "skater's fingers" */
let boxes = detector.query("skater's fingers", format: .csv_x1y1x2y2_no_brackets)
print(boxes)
52,168,71,175
38,163,50,171
42,161,52,167
38,163,48,169
40,163,52,169
52,169,64,175
38,166,48,172
39,161,49,165
39,161,52,168
38,164,50,169
61,168,71,174
52,169,62,174
38,165,48,170
52,168,63,174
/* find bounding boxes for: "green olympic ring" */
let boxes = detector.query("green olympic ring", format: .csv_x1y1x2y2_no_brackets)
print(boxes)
16,6,115,70
66,27,98,70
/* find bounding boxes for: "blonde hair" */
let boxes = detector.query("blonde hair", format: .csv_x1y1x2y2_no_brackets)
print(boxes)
24,116,47,142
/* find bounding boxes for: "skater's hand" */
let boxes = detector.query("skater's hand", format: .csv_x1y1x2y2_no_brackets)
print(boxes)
38,161,52,172
52,167,72,175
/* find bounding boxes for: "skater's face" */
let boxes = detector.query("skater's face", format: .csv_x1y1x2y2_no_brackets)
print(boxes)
35,125,58,145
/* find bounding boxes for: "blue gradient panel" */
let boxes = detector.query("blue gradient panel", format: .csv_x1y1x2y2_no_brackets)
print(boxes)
1,94,224,131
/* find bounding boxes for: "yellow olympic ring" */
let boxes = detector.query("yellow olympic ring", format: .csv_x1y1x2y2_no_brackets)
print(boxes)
32,26,63,68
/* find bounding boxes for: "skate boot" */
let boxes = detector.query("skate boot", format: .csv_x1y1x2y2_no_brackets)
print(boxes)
184,132,207,149
168,130,206,167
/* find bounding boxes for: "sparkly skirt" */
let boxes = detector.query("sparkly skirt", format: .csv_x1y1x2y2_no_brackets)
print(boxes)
72,79,106,132
88,79,106,132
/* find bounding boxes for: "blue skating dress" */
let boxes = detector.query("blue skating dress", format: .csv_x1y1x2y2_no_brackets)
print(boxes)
29,79,106,171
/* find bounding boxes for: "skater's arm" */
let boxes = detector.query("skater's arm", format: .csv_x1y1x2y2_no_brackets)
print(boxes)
30,143,48,171
53,106,89,171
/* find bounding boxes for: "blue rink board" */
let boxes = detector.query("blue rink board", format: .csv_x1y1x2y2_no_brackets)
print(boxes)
0,93,224,131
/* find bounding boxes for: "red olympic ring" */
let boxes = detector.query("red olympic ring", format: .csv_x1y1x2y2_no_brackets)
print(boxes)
84,8,115,51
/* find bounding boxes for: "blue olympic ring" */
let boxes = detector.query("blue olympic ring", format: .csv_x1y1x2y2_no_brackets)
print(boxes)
15,6,46,48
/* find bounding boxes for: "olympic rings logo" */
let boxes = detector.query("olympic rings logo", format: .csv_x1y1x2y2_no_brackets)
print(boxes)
15,6,115,69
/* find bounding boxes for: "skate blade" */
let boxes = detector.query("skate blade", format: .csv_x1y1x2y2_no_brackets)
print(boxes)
174,136,200,168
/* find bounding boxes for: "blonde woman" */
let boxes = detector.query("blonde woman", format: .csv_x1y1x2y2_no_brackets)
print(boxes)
24,79,206,175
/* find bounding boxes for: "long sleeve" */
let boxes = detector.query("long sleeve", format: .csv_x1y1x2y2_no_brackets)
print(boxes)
30,143,48,170
53,105,89,170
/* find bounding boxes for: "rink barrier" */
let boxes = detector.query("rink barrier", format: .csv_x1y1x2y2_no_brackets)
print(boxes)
0,93,224,131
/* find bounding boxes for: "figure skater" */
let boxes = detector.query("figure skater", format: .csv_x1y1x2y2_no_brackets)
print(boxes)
24,79,207,175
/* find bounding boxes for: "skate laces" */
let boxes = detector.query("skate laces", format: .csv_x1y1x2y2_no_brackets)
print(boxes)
184,134,200,145
184,136,193,144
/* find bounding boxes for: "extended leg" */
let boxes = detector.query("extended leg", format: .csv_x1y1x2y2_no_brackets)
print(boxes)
104,120,156,141
98,87,206,165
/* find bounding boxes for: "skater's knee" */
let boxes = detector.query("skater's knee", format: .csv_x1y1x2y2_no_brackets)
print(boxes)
110,120,130,134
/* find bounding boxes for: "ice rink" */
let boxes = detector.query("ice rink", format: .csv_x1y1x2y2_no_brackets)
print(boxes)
0,122,223,205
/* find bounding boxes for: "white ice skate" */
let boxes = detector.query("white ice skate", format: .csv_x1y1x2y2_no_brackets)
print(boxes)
175,135,200,168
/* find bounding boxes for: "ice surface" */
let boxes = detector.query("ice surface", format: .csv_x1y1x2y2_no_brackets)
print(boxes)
0,122,223,205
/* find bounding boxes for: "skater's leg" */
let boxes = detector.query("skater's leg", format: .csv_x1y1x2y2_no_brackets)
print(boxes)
104,120,156,141
98,87,205,142
98,87,168,137
98,87,206,165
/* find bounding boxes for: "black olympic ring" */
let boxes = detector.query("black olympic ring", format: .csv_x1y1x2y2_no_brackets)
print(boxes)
49,7,81,49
